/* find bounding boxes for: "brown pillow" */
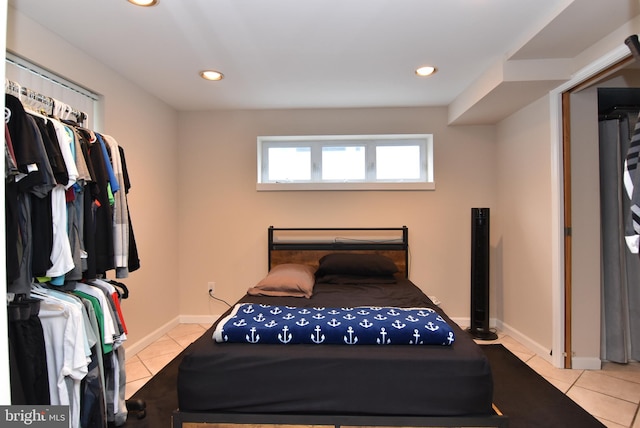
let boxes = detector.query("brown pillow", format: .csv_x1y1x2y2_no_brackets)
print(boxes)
248,264,316,298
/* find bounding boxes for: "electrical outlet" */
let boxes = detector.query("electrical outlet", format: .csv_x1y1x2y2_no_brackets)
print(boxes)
208,281,216,295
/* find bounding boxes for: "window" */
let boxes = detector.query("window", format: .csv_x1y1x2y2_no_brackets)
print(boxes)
5,53,99,129
257,134,434,191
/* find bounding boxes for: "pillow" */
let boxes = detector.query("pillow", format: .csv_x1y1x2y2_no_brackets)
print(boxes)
315,273,397,285
315,253,399,277
247,264,316,298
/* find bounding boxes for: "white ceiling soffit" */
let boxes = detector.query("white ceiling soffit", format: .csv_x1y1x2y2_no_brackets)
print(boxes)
7,0,640,125
449,0,640,125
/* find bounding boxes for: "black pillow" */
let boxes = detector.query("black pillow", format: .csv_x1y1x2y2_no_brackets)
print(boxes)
315,253,399,277
315,273,397,285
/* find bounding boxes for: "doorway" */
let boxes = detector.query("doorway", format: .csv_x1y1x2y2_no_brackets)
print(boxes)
559,54,640,368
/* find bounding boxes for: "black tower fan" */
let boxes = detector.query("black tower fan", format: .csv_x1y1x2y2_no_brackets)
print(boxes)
466,208,497,340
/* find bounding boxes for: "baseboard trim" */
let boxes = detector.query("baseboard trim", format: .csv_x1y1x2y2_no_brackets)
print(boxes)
495,319,553,365
124,315,221,360
124,316,181,359
179,314,221,325
449,317,500,334
451,317,554,365
572,357,602,370
125,314,562,368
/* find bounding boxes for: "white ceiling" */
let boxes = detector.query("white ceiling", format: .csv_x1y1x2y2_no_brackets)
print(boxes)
8,0,640,124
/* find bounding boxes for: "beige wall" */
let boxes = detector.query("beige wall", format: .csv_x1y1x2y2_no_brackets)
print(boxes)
7,7,181,346
495,95,554,350
569,87,602,361
177,108,498,320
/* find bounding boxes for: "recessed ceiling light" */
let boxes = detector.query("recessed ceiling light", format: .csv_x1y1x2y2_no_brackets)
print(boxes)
200,70,224,81
127,0,158,6
415,66,437,77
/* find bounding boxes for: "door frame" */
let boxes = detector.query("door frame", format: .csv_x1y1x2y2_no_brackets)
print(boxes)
550,44,633,368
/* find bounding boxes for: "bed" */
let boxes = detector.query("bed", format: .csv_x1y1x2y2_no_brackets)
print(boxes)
173,227,508,428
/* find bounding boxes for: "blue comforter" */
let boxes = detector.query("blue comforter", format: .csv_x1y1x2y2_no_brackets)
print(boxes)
213,303,455,345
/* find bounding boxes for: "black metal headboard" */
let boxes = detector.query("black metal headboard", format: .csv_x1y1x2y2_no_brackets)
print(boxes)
268,226,409,278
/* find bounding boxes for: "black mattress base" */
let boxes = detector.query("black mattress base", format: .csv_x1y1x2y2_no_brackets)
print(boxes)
178,281,494,417
171,409,509,428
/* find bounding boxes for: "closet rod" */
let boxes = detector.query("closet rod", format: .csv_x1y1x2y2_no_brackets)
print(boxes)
5,78,87,126
599,106,640,121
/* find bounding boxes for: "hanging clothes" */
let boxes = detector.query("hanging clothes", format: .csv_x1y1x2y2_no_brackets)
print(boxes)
30,286,90,428
5,82,140,428
102,134,129,278
7,298,50,405
5,91,141,287
78,129,115,276
624,111,640,253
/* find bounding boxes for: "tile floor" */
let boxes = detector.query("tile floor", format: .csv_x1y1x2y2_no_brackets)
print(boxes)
124,324,640,428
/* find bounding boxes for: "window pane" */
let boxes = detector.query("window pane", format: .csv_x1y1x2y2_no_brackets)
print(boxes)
257,134,433,190
376,145,420,180
322,146,365,180
268,147,310,181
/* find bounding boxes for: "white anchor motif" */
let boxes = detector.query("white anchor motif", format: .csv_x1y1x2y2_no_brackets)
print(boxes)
392,320,406,329
343,326,358,344
359,319,373,328
410,329,423,345
425,322,439,331
311,325,325,344
447,331,455,345
370,307,382,311
246,327,260,343
259,304,271,308
278,326,292,344
327,318,341,327
218,327,227,341
376,327,390,344
285,306,296,309
223,305,455,346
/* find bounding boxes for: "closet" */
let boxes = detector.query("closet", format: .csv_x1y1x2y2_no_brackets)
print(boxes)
5,74,142,427
598,87,640,364
563,61,640,368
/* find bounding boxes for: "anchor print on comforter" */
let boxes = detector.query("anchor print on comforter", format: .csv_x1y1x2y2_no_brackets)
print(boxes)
213,303,455,346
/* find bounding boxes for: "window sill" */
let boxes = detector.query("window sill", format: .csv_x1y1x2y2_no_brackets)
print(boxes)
256,182,435,191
